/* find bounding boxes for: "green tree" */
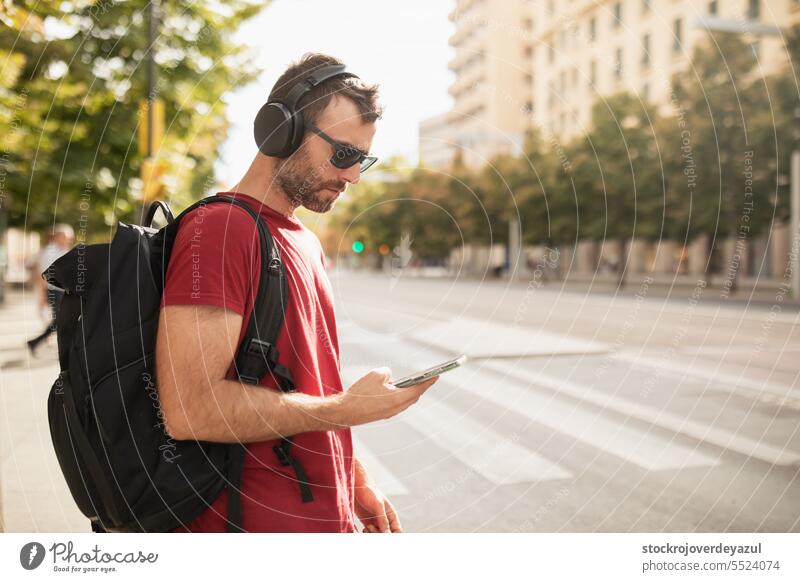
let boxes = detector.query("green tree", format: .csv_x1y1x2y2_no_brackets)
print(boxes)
571,93,665,285
1,0,266,234
670,31,765,281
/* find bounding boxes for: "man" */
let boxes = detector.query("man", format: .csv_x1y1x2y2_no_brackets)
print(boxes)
155,53,438,533
27,224,74,354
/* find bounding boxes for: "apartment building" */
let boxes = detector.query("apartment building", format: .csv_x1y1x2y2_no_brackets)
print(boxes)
532,0,798,140
419,0,534,168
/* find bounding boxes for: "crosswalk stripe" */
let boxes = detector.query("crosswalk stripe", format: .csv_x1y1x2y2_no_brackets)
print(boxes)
447,365,721,471
351,435,410,497
401,394,572,484
479,361,799,466
614,351,800,403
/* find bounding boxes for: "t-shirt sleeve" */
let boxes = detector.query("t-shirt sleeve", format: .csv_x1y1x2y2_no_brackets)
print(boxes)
161,203,260,317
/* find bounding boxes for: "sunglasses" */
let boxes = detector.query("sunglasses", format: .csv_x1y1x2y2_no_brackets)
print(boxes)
307,122,378,173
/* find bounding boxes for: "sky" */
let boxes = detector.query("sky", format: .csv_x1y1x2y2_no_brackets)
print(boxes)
216,0,456,187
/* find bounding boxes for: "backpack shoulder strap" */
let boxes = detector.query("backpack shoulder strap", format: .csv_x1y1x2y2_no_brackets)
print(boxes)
173,195,314,532
168,194,291,388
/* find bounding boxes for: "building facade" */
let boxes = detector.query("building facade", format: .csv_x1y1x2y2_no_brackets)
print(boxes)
420,0,534,169
532,0,797,140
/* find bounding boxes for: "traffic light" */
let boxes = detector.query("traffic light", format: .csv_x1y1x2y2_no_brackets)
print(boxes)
352,240,364,253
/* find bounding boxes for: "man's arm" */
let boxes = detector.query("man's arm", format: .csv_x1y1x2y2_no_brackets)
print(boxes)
156,304,437,443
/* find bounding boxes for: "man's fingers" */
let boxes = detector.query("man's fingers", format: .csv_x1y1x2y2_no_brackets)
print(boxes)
404,375,439,396
385,499,402,533
375,506,390,533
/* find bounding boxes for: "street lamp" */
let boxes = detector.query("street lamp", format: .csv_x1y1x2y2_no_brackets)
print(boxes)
138,0,165,223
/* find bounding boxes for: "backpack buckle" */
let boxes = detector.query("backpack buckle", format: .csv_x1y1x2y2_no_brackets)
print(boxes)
236,339,279,385
243,338,277,363
273,443,291,466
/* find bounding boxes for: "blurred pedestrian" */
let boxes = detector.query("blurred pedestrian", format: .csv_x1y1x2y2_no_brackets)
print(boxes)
26,224,74,354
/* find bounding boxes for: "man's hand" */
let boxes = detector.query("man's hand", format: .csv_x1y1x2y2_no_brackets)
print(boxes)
339,368,438,427
353,457,401,533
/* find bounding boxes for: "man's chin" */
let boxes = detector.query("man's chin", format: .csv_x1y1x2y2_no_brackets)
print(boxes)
303,189,340,213
303,197,337,214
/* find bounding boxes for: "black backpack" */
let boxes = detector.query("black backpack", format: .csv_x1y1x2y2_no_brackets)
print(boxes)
44,195,313,533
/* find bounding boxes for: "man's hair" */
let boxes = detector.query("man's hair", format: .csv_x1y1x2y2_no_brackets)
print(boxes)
53,223,74,238
268,53,383,127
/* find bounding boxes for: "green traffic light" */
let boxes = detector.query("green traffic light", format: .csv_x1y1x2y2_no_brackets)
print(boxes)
352,241,365,253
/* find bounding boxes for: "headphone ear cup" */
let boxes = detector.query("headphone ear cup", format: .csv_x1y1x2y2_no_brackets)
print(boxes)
289,110,305,155
254,102,294,157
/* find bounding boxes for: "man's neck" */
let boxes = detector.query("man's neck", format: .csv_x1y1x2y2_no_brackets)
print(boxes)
230,153,297,217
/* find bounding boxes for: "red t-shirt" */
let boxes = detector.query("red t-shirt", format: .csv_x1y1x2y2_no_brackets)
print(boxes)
160,192,355,533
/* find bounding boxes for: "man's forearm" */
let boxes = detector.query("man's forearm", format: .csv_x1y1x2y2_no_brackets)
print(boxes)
169,378,348,443
353,455,372,487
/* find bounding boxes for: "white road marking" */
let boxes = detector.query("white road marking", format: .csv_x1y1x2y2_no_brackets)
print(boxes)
614,351,800,405
479,361,799,466
448,365,722,471
402,395,572,484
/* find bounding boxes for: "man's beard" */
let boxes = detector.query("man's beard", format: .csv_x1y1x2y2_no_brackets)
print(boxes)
275,150,346,213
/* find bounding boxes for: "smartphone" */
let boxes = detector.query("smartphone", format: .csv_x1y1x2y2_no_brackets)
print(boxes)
392,355,468,388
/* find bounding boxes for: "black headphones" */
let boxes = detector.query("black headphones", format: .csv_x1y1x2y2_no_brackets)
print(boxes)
253,64,358,158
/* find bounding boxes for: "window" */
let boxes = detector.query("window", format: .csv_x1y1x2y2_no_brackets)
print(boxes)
708,0,718,15
571,68,578,89
642,0,651,14
642,83,649,100
673,18,682,53
748,0,760,19
642,34,650,66
615,48,623,79
589,17,597,42
613,2,622,27
590,60,597,87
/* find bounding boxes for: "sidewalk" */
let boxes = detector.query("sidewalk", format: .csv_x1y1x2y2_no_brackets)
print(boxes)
0,289,88,532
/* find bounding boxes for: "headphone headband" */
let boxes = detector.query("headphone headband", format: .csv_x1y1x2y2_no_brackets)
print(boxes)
282,64,358,111
254,62,359,158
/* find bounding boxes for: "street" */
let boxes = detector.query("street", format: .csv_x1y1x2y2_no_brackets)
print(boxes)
1,272,798,532
334,271,800,532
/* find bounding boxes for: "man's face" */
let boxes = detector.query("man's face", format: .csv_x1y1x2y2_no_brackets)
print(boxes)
54,232,71,248
275,95,376,213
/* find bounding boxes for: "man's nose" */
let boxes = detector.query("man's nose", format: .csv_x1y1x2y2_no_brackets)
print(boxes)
339,162,361,185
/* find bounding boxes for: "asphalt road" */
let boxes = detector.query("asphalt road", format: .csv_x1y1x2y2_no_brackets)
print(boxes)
332,270,800,532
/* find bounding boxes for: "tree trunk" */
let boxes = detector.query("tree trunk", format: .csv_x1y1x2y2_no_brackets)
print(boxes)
617,237,627,289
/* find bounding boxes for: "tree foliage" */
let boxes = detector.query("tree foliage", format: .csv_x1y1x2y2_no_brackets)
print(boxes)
1,0,266,234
